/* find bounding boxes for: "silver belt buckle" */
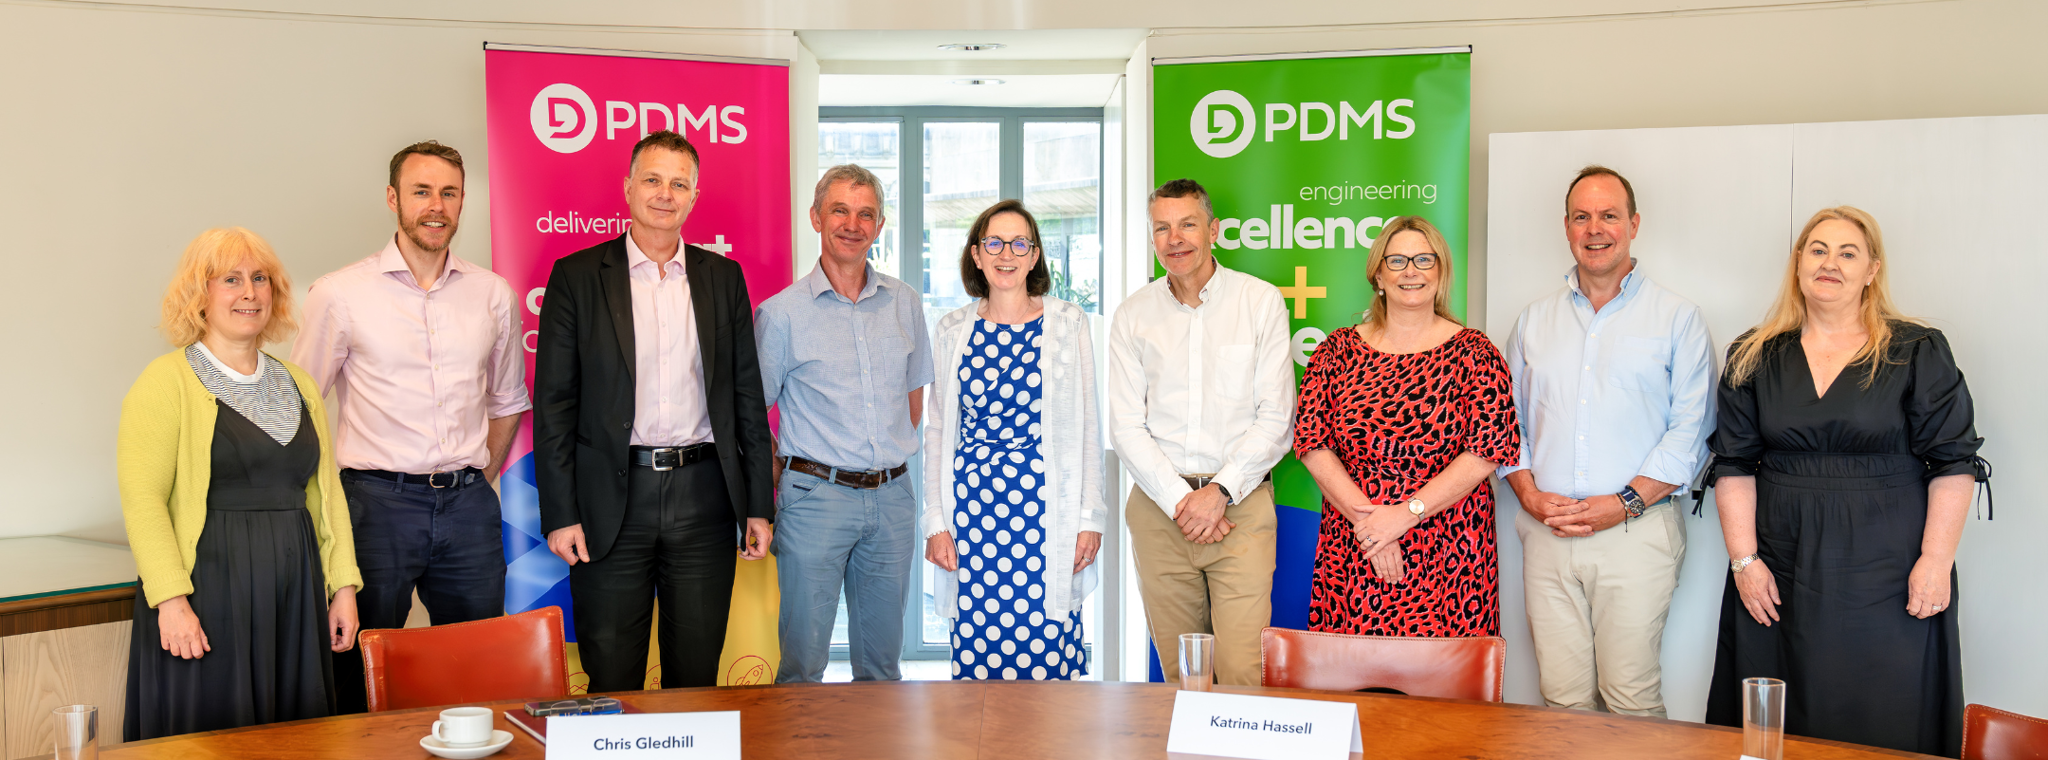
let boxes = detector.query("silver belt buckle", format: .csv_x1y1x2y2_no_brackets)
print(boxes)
651,447,677,472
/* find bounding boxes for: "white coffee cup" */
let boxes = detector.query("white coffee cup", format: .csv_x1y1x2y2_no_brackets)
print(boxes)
432,706,494,747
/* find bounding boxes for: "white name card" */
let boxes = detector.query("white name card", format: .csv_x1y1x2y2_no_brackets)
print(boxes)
545,711,740,760
1166,690,1364,760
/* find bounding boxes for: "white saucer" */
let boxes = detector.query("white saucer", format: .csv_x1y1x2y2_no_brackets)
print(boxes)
421,729,514,759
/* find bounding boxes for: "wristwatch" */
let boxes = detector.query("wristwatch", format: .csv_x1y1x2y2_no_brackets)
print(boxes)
1618,486,1647,519
1214,483,1234,504
1405,498,1426,517
1731,553,1760,574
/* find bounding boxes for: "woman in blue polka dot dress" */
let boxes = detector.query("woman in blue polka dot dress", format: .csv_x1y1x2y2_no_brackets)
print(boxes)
921,200,1106,681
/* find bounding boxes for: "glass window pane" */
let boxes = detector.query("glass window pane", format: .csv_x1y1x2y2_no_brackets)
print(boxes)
1024,122,1102,313
819,122,902,277
923,122,1001,311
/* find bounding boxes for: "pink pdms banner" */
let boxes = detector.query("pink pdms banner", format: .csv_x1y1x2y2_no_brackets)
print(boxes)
485,46,791,688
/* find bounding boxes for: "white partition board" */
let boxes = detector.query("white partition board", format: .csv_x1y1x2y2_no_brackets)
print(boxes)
1485,114,2047,722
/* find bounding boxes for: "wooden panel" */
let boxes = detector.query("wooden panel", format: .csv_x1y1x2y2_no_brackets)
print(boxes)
2,621,130,760
0,588,136,638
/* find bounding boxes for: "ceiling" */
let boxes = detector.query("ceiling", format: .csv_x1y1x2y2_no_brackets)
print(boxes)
818,74,1121,108
806,29,1139,108
797,29,1147,60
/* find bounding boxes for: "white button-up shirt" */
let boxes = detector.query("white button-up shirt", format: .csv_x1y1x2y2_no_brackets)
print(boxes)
1108,263,1296,515
1498,261,1717,497
625,233,712,447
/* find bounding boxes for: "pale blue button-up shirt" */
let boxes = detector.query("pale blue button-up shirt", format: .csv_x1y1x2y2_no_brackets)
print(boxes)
1498,262,1717,498
755,262,934,471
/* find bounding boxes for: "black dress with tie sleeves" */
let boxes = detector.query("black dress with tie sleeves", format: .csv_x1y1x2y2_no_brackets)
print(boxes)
1702,321,1987,757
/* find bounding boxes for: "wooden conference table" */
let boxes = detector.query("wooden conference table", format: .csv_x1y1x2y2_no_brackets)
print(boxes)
74,681,1936,759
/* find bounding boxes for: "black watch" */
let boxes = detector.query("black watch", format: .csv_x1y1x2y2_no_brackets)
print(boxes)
1214,482,1234,504
1619,485,1647,519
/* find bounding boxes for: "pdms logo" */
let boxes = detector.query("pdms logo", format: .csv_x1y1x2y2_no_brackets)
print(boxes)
528,82,748,154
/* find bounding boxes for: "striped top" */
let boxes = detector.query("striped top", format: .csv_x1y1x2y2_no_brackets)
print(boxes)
185,343,302,445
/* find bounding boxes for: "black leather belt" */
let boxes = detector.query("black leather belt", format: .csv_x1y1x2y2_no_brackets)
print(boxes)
346,467,484,489
783,455,906,489
632,443,715,471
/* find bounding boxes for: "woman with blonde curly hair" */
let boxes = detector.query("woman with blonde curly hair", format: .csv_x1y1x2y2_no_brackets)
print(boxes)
1704,207,1988,756
118,227,361,740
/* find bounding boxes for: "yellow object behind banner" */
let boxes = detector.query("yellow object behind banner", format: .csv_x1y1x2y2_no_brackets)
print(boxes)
561,552,781,693
717,553,782,685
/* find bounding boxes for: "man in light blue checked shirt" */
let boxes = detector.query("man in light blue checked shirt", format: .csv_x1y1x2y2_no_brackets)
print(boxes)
757,164,934,683
1500,166,1716,718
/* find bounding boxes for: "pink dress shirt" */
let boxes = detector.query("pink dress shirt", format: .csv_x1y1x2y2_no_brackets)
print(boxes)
625,232,714,447
292,238,532,474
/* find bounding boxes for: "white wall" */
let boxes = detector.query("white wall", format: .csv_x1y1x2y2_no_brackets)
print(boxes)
1487,115,2048,720
791,40,823,275
0,4,802,543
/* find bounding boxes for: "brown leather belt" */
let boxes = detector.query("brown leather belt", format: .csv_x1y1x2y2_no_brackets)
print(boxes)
783,456,907,490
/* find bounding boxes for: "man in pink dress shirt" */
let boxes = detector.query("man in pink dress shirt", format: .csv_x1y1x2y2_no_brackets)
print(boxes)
292,141,530,713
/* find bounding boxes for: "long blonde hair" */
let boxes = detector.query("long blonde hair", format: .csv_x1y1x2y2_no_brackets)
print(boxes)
1359,215,1461,330
1726,206,1915,387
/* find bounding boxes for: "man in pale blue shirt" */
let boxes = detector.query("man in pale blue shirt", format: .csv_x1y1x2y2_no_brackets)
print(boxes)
1500,166,1716,718
756,164,934,683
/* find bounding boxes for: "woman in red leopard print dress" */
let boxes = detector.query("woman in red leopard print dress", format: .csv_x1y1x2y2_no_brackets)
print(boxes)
1293,216,1521,637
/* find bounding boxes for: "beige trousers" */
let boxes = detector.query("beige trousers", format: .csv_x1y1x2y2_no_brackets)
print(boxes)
1127,482,1276,687
1517,499,1687,717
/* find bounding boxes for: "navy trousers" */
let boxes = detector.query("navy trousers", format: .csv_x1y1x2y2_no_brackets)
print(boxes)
331,468,507,713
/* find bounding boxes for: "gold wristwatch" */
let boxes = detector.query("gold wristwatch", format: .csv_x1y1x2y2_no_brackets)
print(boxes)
1406,498,1426,517
1731,553,1760,573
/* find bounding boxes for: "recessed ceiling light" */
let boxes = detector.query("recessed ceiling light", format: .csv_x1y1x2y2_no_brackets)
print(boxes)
951,78,1006,86
939,43,1006,52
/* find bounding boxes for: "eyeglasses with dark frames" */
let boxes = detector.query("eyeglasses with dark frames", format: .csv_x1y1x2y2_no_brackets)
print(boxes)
1383,253,1439,271
980,237,1038,258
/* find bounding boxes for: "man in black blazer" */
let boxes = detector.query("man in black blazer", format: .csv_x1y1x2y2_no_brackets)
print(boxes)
532,130,774,692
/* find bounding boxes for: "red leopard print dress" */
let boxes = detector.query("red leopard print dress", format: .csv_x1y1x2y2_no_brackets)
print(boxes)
1293,326,1520,636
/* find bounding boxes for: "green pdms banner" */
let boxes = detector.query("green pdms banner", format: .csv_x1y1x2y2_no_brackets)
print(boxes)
1152,48,1471,634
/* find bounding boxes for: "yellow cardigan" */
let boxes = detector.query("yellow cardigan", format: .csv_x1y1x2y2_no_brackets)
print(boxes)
116,348,362,608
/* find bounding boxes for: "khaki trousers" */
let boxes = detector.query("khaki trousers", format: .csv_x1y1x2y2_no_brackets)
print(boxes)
1517,500,1686,717
1127,483,1276,687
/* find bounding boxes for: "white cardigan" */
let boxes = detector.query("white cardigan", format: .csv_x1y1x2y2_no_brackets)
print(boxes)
921,297,1104,621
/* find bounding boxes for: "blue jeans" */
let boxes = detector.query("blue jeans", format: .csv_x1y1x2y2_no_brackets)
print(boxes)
332,469,507,712
771,469,915,683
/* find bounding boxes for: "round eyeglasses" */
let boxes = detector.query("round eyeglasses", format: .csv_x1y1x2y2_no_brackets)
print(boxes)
1384,253,1439,271
980,237,1037,258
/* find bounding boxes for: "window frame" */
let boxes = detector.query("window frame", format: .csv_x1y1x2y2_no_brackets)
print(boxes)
818,106,1106,663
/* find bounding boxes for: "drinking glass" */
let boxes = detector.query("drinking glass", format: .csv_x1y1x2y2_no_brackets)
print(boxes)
1178,633,1215,692
53,705,98,760
1742,677,1786,760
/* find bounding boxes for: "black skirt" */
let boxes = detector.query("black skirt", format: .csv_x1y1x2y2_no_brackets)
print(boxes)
1704,452,1963,756
125,401,336,741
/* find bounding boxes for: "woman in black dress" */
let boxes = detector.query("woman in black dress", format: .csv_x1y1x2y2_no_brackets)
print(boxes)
117,228,361,740
1704,207,1986,756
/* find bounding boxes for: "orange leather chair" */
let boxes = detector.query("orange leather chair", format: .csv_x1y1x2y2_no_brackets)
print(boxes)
360,606,570,712
1964,704,2048,760
1259,627,1505,702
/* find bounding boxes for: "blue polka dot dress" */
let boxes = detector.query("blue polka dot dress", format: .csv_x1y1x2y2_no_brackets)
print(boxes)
949,317,1088,680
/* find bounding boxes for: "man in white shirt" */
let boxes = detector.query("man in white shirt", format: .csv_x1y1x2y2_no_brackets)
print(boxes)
1109,178,1295,686
1500,165,1716,717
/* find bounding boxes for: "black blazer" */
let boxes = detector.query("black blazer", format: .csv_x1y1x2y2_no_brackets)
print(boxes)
532,234,773,561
